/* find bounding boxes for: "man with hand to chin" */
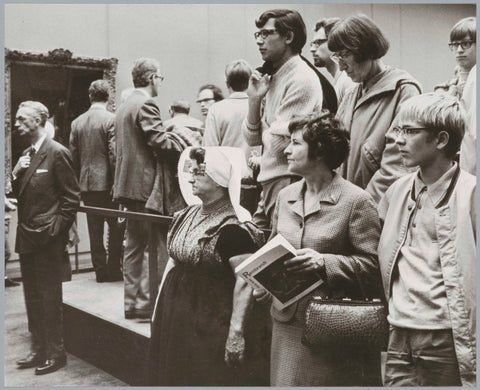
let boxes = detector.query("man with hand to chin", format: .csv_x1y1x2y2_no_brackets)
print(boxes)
12,101,80,376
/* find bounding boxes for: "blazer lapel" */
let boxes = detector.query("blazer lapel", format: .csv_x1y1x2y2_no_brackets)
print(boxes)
18,140,49,197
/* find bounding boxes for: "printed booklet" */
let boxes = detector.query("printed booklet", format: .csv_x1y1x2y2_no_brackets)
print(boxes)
235,234,323,309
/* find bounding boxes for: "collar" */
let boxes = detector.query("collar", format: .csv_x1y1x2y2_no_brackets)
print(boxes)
362,68,388,94
413,162,459,207
134,88,151,98
32,132,47,153
333,69,342,84
285,173,344,217
90,102,107,110
273,55,301,80
228,91,248,99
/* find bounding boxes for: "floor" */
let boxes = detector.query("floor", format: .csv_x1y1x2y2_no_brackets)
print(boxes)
4,271,127,387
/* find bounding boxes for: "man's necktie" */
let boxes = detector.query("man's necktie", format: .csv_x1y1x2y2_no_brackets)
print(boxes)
29,147,36,158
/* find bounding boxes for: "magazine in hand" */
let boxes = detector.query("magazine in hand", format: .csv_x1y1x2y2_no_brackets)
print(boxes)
235,234,323,309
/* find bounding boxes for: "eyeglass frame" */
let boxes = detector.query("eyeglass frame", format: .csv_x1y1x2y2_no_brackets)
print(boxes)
310,39,328,49
152,74,164,82
330,49,353,64
391,126,431,138
448,40,475,51
254,28,278,40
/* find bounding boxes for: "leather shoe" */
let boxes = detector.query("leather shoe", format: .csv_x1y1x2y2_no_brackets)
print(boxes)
125,310,150,320
5,278,20,287
16,352,44,369
34,356,67,375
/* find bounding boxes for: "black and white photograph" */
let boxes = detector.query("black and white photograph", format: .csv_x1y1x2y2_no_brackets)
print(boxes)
3,2,476,387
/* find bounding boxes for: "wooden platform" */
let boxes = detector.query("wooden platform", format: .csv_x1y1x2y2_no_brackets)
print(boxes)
62,275,151,386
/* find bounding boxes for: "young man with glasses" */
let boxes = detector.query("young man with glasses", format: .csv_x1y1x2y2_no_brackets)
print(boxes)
310,17,355,105
196,84,224,122
378,92,476,387
242,8,322,229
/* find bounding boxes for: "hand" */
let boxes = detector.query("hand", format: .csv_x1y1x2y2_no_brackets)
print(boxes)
5,197,17,211
13,155,31,177
284,248,325,275
224,330,245,368
253,287,272,304
247,70,270,101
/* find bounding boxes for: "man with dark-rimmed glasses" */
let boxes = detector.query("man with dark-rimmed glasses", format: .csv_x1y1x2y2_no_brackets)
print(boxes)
310,17,355,105
242,8,322,229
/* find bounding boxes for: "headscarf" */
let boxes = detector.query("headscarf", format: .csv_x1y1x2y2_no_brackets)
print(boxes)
178,146,251,222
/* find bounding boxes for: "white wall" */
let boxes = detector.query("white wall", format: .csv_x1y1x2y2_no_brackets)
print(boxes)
6,3,476,120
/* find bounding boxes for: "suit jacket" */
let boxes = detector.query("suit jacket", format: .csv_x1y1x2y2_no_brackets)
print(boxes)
69,105,116,192
13,137,81,254
113,90,179,205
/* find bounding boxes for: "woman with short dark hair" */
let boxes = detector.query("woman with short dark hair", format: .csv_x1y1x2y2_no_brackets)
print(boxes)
256,111,384,386
328,14,422,203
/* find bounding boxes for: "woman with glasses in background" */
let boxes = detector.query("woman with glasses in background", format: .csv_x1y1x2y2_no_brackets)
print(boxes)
328,14,422,204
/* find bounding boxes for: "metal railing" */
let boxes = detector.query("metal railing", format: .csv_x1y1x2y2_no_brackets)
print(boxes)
78,205,173,315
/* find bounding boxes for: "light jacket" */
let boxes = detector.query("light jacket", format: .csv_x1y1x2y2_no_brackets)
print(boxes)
337,67,421,203
378,167,476,386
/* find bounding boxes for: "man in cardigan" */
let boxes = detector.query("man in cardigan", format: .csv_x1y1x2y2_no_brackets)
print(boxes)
242,9,323,229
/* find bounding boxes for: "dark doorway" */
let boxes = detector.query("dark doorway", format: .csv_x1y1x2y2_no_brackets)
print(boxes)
10,63,103,166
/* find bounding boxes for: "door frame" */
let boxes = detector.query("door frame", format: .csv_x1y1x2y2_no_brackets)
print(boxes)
5,48,118,192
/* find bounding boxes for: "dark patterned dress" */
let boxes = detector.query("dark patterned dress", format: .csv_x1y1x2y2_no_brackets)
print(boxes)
147,196,270,386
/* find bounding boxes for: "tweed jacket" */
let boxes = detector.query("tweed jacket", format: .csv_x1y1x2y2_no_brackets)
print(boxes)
336,67,422,203
269,174,382,323
378,167,476,386
69,104,115,192
13,137,80,254
113,90,179,205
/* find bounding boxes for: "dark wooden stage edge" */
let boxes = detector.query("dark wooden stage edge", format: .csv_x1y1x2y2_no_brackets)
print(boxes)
62,276,150,386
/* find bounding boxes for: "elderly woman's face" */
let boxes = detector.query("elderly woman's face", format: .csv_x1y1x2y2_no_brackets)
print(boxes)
188,160,219,199
284,129,315,176
334,50,374,83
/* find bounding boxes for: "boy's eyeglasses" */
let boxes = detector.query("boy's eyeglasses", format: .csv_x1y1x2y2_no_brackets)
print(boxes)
448,40,475,51
392,126,430,137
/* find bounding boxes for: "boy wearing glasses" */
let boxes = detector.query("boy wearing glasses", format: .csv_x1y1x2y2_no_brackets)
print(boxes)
378,93,476,387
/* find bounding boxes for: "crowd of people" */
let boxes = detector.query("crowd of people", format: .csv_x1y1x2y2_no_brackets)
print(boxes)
8,7,476,387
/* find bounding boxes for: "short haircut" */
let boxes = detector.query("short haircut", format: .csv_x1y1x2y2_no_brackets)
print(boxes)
131,58,159,88
314,17,341,37
328,14,390,63
256,9,307,54
398,92,466,159
170,100,190,114
18,101,49,126
189,146,206,165
88,79,110,103
198,84,224,102
450,17,476,42
225,59,252,92
288,110,350,170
